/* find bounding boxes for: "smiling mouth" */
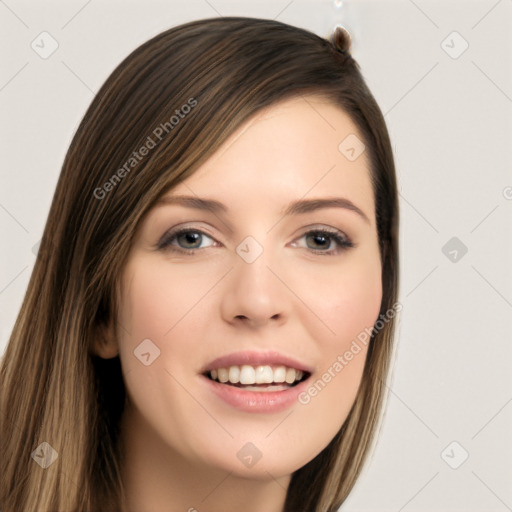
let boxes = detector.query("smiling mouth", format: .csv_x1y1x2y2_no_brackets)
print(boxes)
204,364,310,391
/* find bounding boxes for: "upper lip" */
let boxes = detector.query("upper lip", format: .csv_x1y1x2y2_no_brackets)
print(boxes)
201,350,314,374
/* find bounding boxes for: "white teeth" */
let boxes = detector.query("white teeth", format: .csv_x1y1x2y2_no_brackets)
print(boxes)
273,366,286,383
208,364,306,385
239,365,256,385
217,368,229,383
255,365,274,383
285,367,296,384
228,366,240,384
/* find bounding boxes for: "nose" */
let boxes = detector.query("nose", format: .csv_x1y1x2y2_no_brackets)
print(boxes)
220,245,288,329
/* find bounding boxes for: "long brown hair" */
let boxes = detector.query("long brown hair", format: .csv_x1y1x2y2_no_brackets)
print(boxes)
0,17,399,512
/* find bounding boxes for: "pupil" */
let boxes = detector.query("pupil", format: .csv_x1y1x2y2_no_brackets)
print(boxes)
179,232,201,248
308,234,329,249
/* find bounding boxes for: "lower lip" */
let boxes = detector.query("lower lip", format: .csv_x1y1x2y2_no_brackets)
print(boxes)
201,375,311,413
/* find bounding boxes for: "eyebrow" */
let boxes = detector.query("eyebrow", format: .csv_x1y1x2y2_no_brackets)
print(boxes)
156,195,370,224
156,195,228,214
282,197,370,224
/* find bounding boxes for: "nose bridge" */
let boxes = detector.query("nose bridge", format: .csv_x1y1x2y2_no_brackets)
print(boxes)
221,234,287,326
235,234,277,299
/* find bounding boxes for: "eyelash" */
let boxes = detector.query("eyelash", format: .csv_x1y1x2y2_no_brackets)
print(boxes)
157,227,355,256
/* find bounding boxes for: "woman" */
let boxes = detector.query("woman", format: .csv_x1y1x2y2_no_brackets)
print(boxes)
0,17,399,512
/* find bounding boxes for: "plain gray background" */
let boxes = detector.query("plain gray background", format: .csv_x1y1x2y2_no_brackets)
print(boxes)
1,0,511,510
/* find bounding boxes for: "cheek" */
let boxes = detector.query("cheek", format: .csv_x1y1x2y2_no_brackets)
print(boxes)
117,257,219,342
114,260,212,457
290,251,382,422
330,266,382,341
290,253,383,346
115,257,225,395
114,259,192,385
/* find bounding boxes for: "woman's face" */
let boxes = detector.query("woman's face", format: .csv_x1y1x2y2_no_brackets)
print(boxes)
113,95,382,480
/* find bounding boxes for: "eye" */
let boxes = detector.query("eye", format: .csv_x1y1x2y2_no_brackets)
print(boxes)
157,226,354,256
157,228,217,254
292,228,354,255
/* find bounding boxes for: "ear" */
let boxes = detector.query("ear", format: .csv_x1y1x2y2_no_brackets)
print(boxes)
92,318,120,359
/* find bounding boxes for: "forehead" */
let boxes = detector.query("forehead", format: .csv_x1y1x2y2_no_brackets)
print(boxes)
170,95,375,223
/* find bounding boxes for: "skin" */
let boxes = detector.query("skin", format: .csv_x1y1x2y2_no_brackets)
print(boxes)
95,95,382,512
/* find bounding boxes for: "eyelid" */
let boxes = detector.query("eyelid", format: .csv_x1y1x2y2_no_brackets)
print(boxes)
293,223,351,238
